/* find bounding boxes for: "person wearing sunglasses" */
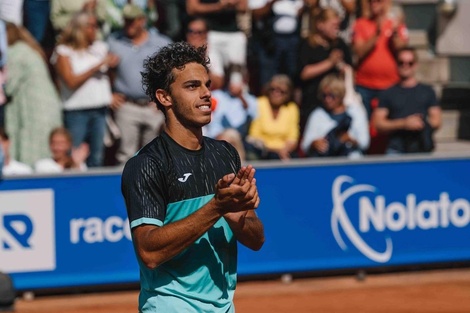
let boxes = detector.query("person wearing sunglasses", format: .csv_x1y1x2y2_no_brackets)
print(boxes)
301,73,369,158
372,47,442,154
246,74,300,160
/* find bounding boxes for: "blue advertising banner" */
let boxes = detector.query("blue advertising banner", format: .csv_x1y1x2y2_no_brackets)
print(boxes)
1,156,470,291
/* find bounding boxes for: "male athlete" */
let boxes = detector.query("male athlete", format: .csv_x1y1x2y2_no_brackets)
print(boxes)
121,42,265,312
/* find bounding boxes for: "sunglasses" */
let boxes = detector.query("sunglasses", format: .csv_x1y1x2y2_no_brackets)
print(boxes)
187,29,207,35
398,60,415,67
322,93,338,100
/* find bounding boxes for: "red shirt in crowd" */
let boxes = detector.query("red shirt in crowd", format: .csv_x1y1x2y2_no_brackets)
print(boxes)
353,17,409,89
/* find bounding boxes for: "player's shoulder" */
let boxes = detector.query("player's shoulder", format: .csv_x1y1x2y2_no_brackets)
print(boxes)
122,136,168,176
204,136,239,157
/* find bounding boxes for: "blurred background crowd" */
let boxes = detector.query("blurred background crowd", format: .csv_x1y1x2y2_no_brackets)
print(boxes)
0,0,464,176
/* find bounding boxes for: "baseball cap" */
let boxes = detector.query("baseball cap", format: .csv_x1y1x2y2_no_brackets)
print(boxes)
122,4,145,20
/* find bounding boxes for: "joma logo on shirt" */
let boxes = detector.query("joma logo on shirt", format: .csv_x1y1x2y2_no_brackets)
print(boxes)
178,173,192,182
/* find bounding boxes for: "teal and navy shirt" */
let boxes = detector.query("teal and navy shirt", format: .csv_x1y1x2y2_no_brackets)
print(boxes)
121,131,241,313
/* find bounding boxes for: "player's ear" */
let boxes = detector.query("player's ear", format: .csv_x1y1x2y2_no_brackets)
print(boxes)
155,89,172,108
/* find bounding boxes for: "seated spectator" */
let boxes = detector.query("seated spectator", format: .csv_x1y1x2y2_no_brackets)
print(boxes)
372,47,442,155
5,22,63,166
51,11,119,168
301,73,369,158
0,128,33,176
298,7,352,133
203,73,258,161
184,16,224,90
246,74,299,161
34,127,89,173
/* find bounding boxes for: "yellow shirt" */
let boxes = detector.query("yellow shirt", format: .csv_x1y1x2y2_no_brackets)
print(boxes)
249,96,300,150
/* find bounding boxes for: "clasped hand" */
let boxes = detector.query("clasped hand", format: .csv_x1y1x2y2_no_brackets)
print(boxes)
213,165,260,215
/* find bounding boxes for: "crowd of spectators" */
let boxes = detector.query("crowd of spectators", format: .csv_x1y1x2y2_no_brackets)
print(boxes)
0,0,442,177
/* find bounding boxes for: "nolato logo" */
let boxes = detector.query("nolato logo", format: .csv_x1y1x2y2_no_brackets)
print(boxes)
0,189,56,273
331,176,470,263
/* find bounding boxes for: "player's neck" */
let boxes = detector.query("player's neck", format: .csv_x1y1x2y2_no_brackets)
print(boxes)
164,122,203,151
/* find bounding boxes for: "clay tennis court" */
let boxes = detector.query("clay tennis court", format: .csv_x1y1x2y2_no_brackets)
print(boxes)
13,267,470,313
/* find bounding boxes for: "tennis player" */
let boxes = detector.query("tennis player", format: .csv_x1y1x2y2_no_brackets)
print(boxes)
121,41,265,312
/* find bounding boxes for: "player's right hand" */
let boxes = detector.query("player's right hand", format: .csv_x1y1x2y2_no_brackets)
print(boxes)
213,170,259,214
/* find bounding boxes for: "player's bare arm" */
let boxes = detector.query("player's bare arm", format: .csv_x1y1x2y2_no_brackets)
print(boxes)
132,171,260,269
224,165,265,251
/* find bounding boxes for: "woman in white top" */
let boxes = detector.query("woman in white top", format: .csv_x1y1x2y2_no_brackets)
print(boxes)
52,11,119,167
301,73,369,158
35,127,88,174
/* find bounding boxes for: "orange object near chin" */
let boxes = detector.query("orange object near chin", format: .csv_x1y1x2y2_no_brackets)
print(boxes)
211,97,218,111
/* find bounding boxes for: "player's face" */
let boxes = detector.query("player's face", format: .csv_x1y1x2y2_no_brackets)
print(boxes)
167,62,212,129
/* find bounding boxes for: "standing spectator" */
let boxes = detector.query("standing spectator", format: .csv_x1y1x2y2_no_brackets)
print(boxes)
52,12,119,167
0,128,33,176
351,0,408,119
298,8,352,133
372,47,442,155
301,73,369,158
203,73,258,161
34,127,89,173
5,22,62,166
107,4,171,165
247,74,299,160
249,0,303,94
186,0,248,85
184,16,224,90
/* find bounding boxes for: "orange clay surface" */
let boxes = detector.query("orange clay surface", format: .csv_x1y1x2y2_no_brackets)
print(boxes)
14,268,470,313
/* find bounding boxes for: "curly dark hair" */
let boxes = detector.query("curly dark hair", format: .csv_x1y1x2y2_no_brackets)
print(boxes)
141,42,210,112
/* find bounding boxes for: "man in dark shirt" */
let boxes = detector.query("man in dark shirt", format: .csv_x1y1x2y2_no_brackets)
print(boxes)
373,46,442,154
121,42,264,312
